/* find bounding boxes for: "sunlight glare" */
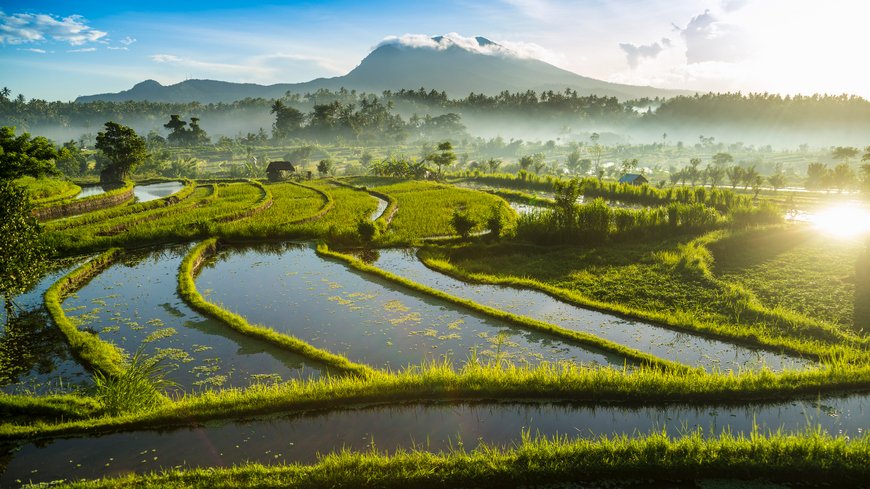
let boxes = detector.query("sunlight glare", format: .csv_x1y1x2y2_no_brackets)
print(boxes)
812,206,870,238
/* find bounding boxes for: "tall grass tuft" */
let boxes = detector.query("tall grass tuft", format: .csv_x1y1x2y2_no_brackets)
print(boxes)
92,346,178,416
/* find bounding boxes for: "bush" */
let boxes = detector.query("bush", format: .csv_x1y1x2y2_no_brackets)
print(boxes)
357,218,378,242
450,209,476,238
486,204,505,240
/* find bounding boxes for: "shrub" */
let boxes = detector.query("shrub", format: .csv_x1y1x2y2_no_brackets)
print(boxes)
450,209,476,238
357,218,378,242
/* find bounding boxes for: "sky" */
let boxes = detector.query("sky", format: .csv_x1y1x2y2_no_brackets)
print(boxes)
2,0,869,102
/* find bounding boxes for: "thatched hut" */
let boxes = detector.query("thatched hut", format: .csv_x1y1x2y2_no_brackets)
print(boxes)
266,161,295,181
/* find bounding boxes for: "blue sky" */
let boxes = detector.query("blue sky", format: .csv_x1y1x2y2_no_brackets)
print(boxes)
2,0,867,102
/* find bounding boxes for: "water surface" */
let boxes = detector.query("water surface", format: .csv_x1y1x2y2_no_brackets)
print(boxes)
369,249,815,373
0,258,92,395
3,390,869,487
133,181,185,203
196,242,624,371
61,245,331,390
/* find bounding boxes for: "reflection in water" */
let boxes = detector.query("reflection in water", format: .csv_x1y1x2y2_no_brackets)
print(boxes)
0,309,89,394
370,249,814,373
197,242,624,370
61,244,331,390
3,394,870,487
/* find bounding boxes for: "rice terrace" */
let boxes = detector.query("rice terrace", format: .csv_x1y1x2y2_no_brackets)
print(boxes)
3,3,870,488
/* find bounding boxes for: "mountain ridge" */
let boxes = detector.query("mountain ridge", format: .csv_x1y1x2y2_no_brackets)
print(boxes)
75,37,696,104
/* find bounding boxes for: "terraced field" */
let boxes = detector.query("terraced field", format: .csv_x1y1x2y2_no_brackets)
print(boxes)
2,175,869,488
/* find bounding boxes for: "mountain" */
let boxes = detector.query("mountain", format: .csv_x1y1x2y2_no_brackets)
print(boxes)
75,37,695,104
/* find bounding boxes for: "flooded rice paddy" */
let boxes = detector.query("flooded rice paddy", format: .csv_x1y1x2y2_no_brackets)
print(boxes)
4,391,870,487
367,249,814,373
196,242,624,370
0,258,92,395
370,195,388,220
61,245,332,390
132,181,185,203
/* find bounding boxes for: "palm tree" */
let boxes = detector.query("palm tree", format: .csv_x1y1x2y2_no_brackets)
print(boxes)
0,87,10,102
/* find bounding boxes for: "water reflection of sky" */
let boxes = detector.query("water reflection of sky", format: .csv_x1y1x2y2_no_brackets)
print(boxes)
61,245,331,390
371,249,815,373
5,392,870,487
196,242,623,371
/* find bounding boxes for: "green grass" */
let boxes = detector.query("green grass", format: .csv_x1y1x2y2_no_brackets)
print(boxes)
52,427,870,488
7,170,869,487
177,239,373,378
711,227,862,327
416,232,868,363
21,176,80,203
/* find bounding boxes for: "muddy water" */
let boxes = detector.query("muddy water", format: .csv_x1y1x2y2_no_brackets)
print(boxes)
0,258,92,395
196,242,625,371
61,245,332,390
368,249,815,373
3,390,869,487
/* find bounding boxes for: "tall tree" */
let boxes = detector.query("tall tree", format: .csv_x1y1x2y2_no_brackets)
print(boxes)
0,126,63,317
95,121,147,180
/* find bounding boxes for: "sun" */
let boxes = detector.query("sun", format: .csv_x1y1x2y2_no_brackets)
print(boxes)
812,205,870,239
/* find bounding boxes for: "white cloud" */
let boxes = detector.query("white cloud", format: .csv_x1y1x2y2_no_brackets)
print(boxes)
0,12,107,46
68,47,96,52
372,32,564,65
19,47,46,53
619,40,668,69
673,9,751,64
149,54,184,63
119,36,136,45
107,46,128,51
254,52,345,75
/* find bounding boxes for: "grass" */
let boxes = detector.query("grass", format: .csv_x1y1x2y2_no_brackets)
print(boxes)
44,248,126,377
416,232,869,363
50,427,870,487
177,239,374,379
711,226,862,326
6,172,869,487
21,176,81,203
351,179,516,238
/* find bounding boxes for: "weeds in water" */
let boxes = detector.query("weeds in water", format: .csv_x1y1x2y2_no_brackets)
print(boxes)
92,346,178,416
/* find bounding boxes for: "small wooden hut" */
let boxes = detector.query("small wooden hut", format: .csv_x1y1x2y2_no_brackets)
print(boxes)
617,173,648,186
266,161,295,181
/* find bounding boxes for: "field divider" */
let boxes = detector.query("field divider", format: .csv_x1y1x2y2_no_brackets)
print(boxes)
285,180,334,224
34,180,136,222
178,238,374,378
329,178,399,227
32,184,82,205
316,243,690,373
416,246,841,363
46,179,195,231
95,183,213,236
44,249,127,377
214,180,273,224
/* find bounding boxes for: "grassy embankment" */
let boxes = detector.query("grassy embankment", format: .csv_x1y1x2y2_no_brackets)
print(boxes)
6,173,870,487
417,227,867,363
49,427,870,488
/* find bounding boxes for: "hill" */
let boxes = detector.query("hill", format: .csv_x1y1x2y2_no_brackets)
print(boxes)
75,36,694,104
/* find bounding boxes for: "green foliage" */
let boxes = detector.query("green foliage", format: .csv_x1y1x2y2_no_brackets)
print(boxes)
0,181,53,313
486,203,506,240
95,121,147,177
450,208,476,238
0,126,63,180
92,346,178,416
356,218,378,242
317,158,334,176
